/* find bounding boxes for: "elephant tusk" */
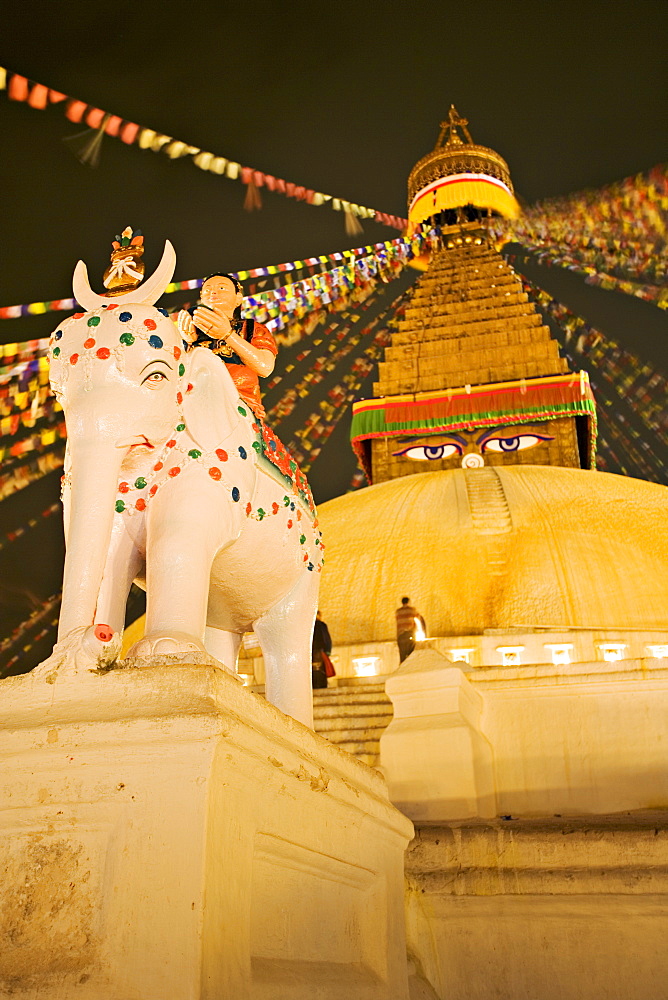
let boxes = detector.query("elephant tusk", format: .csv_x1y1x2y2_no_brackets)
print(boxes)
72,240,177,311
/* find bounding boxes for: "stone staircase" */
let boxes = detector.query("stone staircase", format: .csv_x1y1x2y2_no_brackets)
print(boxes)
312,679,393,767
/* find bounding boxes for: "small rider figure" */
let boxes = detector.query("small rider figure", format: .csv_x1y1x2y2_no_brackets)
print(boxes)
178,273,277,420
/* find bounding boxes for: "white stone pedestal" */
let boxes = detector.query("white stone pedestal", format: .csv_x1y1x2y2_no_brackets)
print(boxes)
0,663,413,1000
380,649,496,821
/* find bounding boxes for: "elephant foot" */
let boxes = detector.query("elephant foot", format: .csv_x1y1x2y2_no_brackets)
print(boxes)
32,625,121,683
123,632,237,676
125,632,207,659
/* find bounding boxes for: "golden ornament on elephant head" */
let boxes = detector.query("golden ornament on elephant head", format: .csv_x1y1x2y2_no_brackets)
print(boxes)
102,226,146,295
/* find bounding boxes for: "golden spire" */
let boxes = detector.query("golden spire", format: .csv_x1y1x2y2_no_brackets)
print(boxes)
436,105,473,147
407,110,519,224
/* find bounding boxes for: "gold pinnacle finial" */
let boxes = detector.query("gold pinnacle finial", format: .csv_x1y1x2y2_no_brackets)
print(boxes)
437,105,473,148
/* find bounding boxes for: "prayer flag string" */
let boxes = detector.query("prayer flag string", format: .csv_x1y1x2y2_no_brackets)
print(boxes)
0,67,407,232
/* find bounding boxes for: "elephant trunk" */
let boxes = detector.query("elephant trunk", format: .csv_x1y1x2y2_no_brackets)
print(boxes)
57,437,125,641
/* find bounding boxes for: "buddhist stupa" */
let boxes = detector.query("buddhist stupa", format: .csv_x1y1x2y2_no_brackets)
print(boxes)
317,110,668,647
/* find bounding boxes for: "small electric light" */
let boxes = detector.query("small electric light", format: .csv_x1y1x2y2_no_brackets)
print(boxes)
545,643,573,666
597,643,627,662
449,648,475,664
353,656,380,677
497,646,524,666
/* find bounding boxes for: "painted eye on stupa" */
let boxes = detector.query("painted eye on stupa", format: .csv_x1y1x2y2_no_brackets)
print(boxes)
483,434,553,453
392,443,462,461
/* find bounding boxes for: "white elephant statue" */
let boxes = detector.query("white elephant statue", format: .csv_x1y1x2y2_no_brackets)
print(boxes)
37,241,322,727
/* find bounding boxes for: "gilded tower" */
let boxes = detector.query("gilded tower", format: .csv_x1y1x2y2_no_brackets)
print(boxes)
351,108,596,484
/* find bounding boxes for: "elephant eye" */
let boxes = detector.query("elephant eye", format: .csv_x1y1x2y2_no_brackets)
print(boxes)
483,434,553,453
392,443,461,461
142,371,168,388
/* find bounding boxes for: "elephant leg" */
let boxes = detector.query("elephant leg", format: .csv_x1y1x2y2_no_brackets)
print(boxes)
130,497,226,657
204,627,242,676
253,568,319,728
95,515,144,635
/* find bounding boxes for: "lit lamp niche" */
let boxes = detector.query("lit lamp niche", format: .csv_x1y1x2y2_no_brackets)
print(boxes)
496,646,524,666
353,656,381,677
647,645,668,659
544,643,574,666
448,648,475,664
597,642,627,662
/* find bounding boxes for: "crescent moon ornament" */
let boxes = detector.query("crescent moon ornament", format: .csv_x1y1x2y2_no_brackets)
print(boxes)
73,240,177,311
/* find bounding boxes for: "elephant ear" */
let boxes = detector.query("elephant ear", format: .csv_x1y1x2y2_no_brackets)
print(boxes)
182,348,241,453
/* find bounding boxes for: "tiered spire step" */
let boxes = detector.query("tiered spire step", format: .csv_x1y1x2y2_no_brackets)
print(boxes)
373,242,568,398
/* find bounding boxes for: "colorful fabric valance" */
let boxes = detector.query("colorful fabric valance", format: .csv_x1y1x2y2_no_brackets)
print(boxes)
409,173,519,225
351,372,597,479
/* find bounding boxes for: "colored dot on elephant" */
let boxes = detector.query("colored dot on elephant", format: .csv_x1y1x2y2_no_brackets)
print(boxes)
178,363,186,376
115,500,126,512
70,354,79,365
272,503,279,514
238,446,247,460
168,467,181,477
246,503,252,514
119,311,133,322
118,482,129,493
87,316,100,327
153,461,163,471
307,563,314,571
84,338,96,349
96,348,111,360
52,347,60,357
73,312,85,319
238,405,247,416
135,498,146,511
119,332,135,346
54,330,63,340
216,449,228,462
134,477,147,489
106,304,119,311
149,485,158,496
144,319,157,331
148,335,163,349
176,423,185,432
300,534,306,545
231,487,240,502
173,346,181,360
287,520,293,528
188,449,202,459
208,467,222,481
166,439,176,449
176,392,183,405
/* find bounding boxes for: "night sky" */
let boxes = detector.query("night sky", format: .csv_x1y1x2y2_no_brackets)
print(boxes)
1,2,666,670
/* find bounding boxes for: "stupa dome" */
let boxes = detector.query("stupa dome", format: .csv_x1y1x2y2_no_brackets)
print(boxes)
317,466,668,643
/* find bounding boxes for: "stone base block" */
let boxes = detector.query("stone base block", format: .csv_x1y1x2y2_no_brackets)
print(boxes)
0,664,413,1000
404,818,668,1000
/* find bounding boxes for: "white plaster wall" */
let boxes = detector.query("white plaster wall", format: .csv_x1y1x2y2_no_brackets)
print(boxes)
382,651,668,820
404,822,668,1000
